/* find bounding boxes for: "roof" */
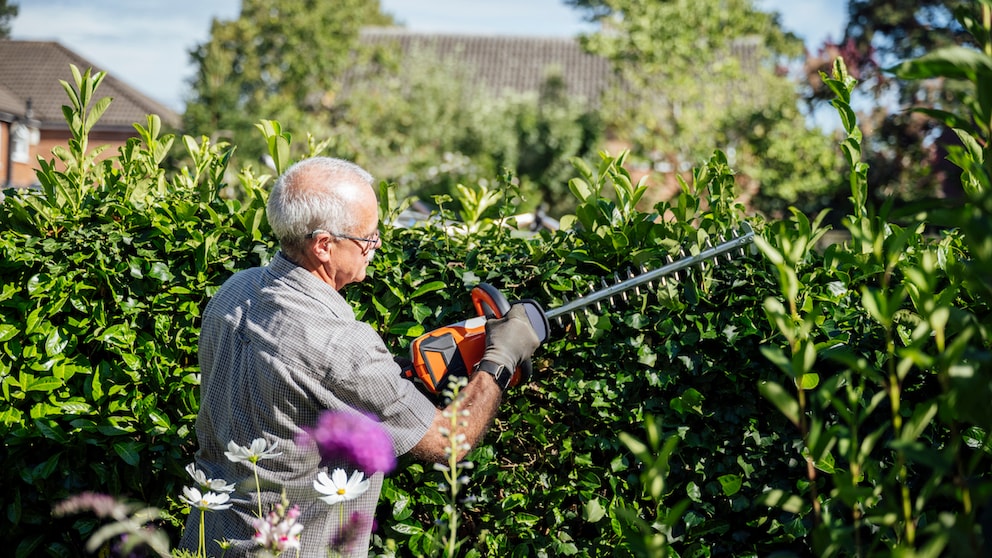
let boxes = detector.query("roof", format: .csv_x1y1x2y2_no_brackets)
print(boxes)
0,84,23,114
0,40,180,129
359,28,616,104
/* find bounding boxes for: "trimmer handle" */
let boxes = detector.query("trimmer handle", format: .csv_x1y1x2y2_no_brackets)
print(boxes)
471,283,549,389
405,283,549,404
471,283,511,319
472,283,550,342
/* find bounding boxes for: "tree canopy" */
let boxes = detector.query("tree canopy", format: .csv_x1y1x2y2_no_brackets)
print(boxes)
183,0,394,166
569,0,842,215
802,0,976,204
183,1,603,216
0,0,18,38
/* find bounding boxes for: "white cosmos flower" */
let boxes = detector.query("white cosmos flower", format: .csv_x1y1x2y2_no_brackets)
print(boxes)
225,438,283,464
313,469,371,506
179,486,232,511
184,463,236,493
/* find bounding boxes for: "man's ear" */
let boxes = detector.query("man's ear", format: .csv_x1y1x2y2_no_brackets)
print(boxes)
313,236,334,261
303,235,334,265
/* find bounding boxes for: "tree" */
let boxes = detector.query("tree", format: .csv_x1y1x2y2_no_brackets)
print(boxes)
566,0,842,216
803,0,975,204
0,0,18,38
183,0,393,167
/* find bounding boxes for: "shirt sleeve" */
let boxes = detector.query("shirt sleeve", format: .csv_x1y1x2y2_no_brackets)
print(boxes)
329,321,437,456
257,258,438,458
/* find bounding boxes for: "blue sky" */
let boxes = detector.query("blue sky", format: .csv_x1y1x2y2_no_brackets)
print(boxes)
11,0,846,112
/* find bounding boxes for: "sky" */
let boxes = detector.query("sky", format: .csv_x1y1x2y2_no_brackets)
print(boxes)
11,0,847,113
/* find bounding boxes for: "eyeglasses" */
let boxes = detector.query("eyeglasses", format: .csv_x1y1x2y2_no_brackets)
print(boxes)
306,229,380,253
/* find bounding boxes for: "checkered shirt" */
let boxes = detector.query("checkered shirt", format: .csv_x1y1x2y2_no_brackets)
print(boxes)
179,252,437,557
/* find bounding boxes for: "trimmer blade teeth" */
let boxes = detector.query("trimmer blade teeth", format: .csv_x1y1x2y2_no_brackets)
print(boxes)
731,226,746,256
700,238,714,271
657,257,668,285
610,271,627,308
613,272,628,304
589,282,601,313
600,279,612,309
626,268,639,296
544,222,755,324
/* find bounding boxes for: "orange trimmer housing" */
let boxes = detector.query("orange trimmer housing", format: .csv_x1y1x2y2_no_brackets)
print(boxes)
405,283,548,397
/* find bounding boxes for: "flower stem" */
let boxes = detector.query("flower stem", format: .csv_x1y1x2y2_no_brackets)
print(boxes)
198,508,206,558
252,461,263,518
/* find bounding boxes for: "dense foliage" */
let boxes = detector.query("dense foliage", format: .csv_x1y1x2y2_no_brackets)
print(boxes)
0,67,276,556
352,150,791,557
3,5,992,556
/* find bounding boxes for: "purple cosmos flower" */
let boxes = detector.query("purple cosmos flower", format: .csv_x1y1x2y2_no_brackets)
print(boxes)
298,411,396,476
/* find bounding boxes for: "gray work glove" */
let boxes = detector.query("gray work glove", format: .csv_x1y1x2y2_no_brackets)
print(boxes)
477,304,541,390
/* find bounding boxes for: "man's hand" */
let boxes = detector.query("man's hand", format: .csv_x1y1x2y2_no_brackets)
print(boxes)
412,304,540,462
477,304,541,390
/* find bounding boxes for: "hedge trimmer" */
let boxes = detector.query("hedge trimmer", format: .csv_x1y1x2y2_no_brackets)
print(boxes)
402,222,756,398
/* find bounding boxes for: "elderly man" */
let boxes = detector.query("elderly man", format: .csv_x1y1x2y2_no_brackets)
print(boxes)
179,157,539,556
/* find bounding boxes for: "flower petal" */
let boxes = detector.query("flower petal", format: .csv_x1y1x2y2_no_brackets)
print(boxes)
313,471,335,495
331,468,348,487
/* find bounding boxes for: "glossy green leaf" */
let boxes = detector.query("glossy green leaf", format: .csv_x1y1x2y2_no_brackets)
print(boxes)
583,498,606,523
44,329,68,357
113,441,142,467
718,474,742,496
758,380,800,427
0,324,18,343
24,375,63,393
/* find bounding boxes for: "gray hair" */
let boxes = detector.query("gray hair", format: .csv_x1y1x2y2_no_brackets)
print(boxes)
267,157,375,259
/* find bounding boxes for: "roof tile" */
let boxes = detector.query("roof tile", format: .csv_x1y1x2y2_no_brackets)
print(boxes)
359,29,615,104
